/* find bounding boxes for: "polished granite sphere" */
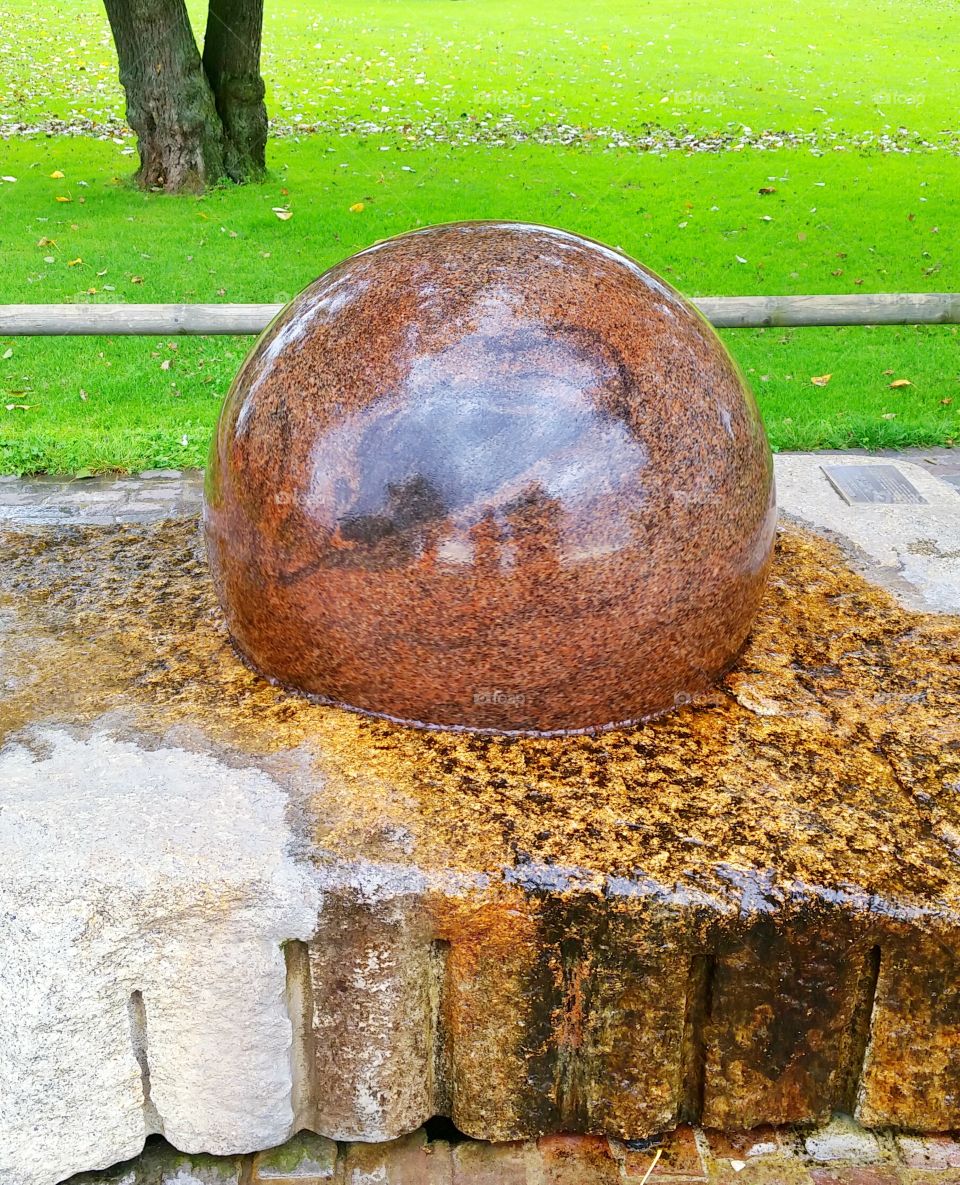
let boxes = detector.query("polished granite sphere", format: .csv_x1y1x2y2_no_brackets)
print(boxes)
204,222,776,734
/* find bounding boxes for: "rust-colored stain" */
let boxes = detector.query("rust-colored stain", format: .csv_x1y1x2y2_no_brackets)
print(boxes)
204,222,775,734
2,516,960,1136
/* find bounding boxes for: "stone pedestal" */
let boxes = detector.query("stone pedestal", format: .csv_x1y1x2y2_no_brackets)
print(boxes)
1,491,959,1185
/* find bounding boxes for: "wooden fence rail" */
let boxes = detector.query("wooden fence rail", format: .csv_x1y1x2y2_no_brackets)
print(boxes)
1,294,959,336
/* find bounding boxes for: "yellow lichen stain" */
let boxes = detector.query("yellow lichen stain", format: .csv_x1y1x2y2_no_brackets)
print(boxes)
1,518,959,909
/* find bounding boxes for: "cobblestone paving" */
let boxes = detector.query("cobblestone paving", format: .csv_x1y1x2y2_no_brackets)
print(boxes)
65,1119,960,1184
0,469,204,526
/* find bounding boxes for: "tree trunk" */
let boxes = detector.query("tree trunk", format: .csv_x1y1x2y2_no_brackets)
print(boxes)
103,0,225,192
203,0,268,182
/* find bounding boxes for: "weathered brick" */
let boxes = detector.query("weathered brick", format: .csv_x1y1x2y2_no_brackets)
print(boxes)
895,1133,960,1171
610,1125,706,1181
712,1161,814,1185
809,1169,901,1185
804,1117,886,1164
251,1130,337,1181
702,1124,787,1162
340,1130,453,1185
77,1142,249,1184
537,1133,618,1184
450,1138,534,1185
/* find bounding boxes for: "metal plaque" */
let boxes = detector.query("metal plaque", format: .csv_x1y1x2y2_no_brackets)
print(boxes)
820,464,926,506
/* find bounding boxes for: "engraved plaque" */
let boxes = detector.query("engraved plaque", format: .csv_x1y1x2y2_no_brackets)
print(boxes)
821,464,926,506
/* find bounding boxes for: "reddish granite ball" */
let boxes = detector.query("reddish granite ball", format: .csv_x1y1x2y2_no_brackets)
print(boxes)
204,222,776,734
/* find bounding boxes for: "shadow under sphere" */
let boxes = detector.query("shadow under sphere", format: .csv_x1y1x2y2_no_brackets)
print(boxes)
204,222,776,734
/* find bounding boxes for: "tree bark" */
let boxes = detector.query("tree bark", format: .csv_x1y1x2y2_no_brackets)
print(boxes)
203,0,268,182
103,0,226,192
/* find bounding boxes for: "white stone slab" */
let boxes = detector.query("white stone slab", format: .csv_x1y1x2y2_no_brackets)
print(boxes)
773,454,960,612
0,729,321,1185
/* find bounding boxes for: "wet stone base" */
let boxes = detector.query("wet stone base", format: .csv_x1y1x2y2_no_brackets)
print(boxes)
1,513,959,1185
64,1120,960,1185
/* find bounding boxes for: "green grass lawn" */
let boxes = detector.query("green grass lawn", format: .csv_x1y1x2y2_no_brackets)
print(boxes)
0,0,958,473
3,0,956,140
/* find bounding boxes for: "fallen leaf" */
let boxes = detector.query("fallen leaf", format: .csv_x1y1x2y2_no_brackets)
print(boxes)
882,412,897,420
272,207,293,221
160,358,171,370
758,186,776,195
131,275,144,284
67,257,82,267
5,403,31,411
810,374,832,386
349,201,366,213
55,195,72,203
1,176,17,183
79,389,88,401
50,170,65,179
37,237,56,247
889,378,912,388
2,348,12,360
940,398,953,406
883,368,894,375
